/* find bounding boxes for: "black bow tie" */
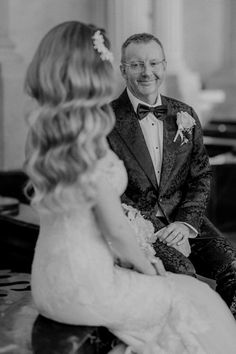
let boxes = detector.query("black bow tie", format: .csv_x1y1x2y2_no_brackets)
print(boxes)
137,103,167,121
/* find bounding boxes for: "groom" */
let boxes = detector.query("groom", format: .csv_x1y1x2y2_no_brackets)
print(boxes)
108,32,236,316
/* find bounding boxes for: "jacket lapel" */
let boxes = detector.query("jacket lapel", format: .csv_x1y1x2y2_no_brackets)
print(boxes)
114,90,158,190
159,95,178,194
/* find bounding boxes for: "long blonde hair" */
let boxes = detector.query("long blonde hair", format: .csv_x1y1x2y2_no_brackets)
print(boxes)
24,21,115,211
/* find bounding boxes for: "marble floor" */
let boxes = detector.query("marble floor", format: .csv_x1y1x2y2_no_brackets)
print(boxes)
0,270,114,353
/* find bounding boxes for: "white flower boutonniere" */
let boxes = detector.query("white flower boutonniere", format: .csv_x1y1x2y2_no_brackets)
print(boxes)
173,111,196,145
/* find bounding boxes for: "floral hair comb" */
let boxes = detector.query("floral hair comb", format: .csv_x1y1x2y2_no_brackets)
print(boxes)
92,30,114,63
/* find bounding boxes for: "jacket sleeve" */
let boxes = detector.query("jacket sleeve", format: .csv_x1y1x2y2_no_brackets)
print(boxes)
173,107,212,232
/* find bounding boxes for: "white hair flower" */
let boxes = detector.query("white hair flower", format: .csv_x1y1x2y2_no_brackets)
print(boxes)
92,30,114,63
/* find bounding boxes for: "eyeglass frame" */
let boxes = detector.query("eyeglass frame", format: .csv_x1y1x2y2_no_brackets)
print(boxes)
121,58,167,73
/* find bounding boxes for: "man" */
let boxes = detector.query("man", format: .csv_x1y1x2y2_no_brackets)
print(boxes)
108,32,236,317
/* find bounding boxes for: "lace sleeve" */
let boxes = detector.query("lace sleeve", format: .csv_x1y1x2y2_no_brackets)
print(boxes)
122,203,157,261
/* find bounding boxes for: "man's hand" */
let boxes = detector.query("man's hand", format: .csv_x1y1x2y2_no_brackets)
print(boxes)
155,221,190,247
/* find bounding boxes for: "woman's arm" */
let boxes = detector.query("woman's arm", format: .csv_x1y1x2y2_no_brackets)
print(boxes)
93,174,157,276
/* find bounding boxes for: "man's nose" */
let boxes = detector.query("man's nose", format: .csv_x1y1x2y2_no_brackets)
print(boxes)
142,63,152,75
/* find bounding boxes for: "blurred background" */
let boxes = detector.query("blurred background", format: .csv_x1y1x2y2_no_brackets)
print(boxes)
0,0,236,242
1,0,236,169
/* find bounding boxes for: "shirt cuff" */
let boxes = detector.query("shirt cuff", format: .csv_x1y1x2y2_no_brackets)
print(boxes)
180,222,198,238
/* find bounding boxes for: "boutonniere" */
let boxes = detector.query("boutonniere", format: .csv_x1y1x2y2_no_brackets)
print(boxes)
173,111,196,145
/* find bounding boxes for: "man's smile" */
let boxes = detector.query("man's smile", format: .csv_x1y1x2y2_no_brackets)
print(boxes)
138,79,157,85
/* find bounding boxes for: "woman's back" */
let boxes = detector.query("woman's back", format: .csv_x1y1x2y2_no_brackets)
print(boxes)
31,150,128,324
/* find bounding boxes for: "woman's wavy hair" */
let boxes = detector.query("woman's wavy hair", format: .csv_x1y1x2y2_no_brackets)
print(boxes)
24,21,115,211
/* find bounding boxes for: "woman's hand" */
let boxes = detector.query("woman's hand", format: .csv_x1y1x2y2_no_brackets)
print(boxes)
150,257,166,276
115,254,166,276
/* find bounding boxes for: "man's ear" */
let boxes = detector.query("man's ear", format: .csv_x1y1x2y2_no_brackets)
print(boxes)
163,60,167,72
120,64,127,79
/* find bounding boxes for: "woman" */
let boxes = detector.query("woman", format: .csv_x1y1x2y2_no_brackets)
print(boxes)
25,21,236,353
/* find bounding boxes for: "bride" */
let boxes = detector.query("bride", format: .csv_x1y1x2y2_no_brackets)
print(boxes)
24,20,236,353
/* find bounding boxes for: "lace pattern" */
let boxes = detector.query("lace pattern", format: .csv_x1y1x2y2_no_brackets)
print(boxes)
115,279,210,354
122,203,157,260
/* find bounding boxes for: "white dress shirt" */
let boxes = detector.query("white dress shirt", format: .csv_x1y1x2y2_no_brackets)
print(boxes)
127,89,164,216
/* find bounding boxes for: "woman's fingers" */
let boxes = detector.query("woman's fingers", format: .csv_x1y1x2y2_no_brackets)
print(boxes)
151,257,166,276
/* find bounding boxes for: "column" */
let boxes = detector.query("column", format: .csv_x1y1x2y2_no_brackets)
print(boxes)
206,0,236,121
0,0,13,168
106,0,152,97
0,0,25,170
151,0,202,113
89,0,107,29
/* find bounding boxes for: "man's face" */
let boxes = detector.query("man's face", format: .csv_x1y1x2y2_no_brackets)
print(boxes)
120,40,166,105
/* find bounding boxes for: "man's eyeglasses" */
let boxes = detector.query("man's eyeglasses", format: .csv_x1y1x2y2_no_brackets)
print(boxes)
122,59,166,73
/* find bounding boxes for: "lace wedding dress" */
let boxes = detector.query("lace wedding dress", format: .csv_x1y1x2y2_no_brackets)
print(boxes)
31,149,236,354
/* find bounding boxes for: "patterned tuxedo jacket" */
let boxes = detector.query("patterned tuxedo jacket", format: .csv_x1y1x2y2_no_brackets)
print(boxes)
108,90,212,233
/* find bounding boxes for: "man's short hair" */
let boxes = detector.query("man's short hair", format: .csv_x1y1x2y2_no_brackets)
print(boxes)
121,33,165,62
